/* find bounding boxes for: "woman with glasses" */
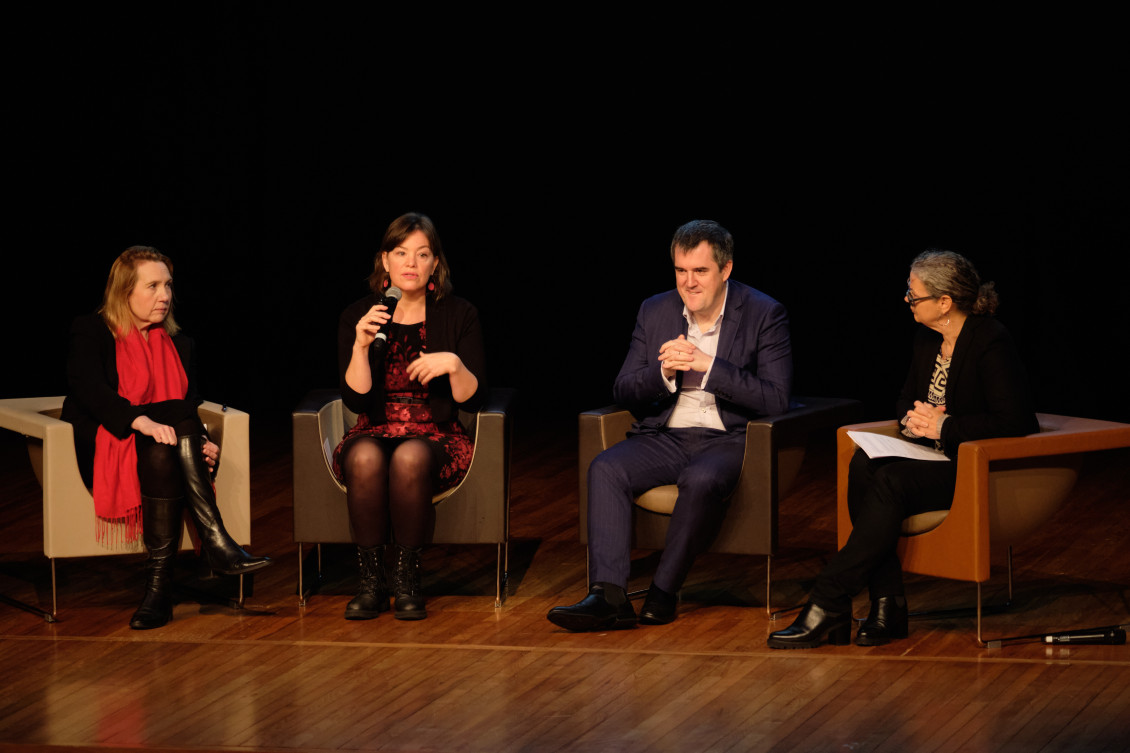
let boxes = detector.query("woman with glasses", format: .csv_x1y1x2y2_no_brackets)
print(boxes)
768,250,1038,649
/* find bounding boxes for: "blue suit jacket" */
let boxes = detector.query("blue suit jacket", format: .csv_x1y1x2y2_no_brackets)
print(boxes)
613,280,793,433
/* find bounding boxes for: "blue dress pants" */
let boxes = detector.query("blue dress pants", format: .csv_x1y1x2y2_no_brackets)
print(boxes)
586,427,746,593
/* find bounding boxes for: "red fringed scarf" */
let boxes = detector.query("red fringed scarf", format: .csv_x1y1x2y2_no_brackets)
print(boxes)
93,326,188,545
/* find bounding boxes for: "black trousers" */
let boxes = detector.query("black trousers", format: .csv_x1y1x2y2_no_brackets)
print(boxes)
810,449,957,610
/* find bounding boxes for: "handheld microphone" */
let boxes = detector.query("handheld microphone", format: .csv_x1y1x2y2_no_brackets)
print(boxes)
1044,628,1126,645
373,286,402,352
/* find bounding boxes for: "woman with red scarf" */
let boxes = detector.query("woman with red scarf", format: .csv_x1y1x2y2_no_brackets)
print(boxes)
61,246,271,630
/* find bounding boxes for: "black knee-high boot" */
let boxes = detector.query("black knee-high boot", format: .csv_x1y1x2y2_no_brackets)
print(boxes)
393,544,426,620
130,496,183,630
177,434,271,576
344,545,390,620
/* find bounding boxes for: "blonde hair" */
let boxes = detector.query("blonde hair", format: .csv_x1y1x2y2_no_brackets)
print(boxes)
99,246,180,338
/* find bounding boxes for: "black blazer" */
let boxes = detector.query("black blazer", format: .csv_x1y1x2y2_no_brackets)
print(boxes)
337,293,487,423
897,315,1038,460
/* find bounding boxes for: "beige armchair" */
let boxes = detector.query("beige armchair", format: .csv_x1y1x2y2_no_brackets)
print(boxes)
578,396,862,616
836,413,1130,646
291,388,514,608
0,396,252,621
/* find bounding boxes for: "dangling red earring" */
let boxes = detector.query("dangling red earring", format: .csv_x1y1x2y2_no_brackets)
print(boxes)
383,277,390,290
427,276,435,292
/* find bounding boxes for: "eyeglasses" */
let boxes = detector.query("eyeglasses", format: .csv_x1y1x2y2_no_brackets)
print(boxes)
905,288,936,306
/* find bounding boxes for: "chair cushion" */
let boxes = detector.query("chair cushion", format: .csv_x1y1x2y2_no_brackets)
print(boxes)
635,485,678,515
901,510,949,536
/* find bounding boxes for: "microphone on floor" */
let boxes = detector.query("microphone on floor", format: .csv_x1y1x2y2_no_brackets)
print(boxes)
1044,628,1126,645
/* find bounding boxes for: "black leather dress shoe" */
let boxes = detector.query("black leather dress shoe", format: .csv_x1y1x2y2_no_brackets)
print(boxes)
767,602,852,649
639,583,677,625
547,583,637,632
855,595,909,646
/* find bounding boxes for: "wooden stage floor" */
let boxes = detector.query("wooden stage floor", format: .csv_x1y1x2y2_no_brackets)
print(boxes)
1,415,1128,752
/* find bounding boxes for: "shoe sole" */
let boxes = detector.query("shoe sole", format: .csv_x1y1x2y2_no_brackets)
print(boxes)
212,559,273,577
344,603,390,620
547,612,637,632
638,612,675,626
855,628,908,647
767,638,826,649
767,626,852,650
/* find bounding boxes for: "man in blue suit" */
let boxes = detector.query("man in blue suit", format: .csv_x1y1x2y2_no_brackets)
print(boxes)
548,220,793,631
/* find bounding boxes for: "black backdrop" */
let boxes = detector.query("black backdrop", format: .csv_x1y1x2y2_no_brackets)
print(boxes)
7,9,1128,437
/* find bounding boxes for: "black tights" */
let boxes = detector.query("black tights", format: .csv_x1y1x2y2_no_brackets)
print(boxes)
341,436,437,549
135,417,205,499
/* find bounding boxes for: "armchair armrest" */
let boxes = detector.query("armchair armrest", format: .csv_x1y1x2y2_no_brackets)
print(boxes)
836,421,902,550
747,396,865,501
944,414,1130,580
0,398,87,541
0,396,251,557
579,405,635,461
836,414,1130,583
197,401,251,545
0,396,68,440
432,388,515,543
577,406,635,528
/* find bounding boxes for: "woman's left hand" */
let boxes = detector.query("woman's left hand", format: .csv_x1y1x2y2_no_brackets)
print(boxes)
905,400,946,440
406,352,464,386
202,439,220,471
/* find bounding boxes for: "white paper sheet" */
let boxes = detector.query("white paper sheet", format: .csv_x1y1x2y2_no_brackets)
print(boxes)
847,430,950,461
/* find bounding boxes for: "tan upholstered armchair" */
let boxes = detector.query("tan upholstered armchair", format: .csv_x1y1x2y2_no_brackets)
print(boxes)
578,396,863,615
0,396,252,621
291,388,515,608
836,413,1130,646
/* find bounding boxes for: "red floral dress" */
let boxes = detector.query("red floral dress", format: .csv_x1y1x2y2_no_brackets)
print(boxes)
332,322,474,492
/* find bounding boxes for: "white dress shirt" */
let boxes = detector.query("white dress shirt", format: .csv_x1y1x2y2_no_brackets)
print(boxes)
664,282,727,430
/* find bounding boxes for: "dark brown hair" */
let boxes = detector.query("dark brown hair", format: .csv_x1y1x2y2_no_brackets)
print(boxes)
367,212,452,299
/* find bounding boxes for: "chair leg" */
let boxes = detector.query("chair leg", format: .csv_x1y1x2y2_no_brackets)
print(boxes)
298,543,326,607
499,542,508,606
765,555,771,618
297,543,306,607
1006,545,1014,604
0,558,59,623
977,582,985,647
51,558,58,621
767,554,806,622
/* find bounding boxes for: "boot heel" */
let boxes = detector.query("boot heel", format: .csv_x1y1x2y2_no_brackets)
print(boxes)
828,623,852,645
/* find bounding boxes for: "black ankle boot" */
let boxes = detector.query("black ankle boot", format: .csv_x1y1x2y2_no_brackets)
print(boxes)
393,544,426,620
177,434,271,576
130,496,183,630
767,601,853,649
856,595,909,646
345,545,390,620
